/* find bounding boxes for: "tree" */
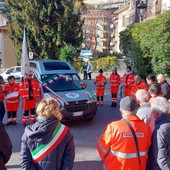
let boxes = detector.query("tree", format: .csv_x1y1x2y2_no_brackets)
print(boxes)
119,10,170,78
5,0,83,62
59,44,76,64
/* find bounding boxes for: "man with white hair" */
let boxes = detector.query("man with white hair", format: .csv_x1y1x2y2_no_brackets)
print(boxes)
87,61,93,80
136,89,155,131
157,74,170,100
147,97,170,170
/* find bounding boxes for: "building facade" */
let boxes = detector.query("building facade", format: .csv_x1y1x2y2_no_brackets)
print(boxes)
113,0,170,52
0,14,17,68
0,25,17,68
81,9,117,55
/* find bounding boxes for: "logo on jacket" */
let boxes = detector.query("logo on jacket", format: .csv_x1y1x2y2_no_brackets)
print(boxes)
123,132,144,138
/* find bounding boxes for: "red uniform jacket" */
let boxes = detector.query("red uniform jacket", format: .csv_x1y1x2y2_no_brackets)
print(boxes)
110,73,120,94
94,75,106,96
131,81,148,100
4,83,20,111
122,73,135,96
96,115,151,170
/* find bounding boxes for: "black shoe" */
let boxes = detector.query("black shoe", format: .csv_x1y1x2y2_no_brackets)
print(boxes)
111,103,114,107
12,122,17,125
6,121,12,126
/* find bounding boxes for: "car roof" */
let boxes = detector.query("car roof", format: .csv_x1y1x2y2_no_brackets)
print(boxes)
29,60,77,75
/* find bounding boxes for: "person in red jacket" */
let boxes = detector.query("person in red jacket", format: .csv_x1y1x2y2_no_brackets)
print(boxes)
96,96,151,170
94,69,106,105
122,66,135,96
4,76,20,125
19,71,41,125
131,75,148,100
110,67,120,107
0,75,5,124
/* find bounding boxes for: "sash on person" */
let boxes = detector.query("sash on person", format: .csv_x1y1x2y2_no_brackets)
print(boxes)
31,122,68,163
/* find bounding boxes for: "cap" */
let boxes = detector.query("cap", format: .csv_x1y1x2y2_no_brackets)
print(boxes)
120,96,138,111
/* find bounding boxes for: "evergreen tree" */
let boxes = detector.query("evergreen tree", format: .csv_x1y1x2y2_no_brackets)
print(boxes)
5,0,83,61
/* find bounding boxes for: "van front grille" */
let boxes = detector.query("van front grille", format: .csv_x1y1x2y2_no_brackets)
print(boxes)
66,100,88,112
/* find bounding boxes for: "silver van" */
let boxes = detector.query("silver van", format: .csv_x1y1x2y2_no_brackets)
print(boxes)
29,60,97,122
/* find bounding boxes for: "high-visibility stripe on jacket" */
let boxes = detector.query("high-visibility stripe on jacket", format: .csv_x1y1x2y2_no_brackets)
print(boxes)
131,81,148,100
110,73,120,94
96,115,151,170
94,75,106,89
31,122,68,163
94,75,106,96
122,73,135,96
19,79,41,100
4,83,20,111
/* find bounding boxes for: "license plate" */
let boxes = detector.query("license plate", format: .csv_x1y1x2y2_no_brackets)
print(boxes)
73,111,83,116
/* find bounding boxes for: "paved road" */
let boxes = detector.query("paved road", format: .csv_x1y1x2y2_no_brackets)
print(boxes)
5,77,122,170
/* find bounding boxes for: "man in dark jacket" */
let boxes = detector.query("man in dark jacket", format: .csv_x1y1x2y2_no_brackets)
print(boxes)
147,97,170,170
0,121,12,170
157,74,170,100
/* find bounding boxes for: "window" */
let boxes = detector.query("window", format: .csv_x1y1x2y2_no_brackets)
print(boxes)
30,62,37,68
6,68,15,74
16,67,21,72
43,62,71,71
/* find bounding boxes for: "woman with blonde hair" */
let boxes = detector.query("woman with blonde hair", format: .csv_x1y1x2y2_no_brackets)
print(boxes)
20,97,75,170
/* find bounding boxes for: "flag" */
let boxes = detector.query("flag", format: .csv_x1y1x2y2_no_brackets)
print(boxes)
53,75,59,81
43,83,48,87
59,74,65,79
21,26,30,78
48,79,54,84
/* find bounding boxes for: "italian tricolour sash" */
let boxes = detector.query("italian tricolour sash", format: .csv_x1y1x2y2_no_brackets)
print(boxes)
31,122,68,163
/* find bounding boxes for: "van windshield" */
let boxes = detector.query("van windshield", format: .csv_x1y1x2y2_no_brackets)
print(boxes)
41,73,85,92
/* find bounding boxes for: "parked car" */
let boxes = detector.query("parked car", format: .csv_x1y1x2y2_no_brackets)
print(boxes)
0,66,22,82
29,60,97,122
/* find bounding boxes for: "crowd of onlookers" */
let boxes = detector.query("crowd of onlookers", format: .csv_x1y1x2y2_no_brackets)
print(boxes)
95,66,170,170
0,65,170,170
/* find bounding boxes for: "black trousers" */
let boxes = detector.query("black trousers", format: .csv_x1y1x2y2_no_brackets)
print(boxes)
83,71,87,80
88,72,92,80
23,108,36,116
7,111,17,119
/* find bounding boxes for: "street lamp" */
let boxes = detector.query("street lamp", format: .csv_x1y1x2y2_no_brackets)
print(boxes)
137,1,147,22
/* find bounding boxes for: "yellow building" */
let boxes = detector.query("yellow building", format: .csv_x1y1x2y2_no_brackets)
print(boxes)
0,24,17,68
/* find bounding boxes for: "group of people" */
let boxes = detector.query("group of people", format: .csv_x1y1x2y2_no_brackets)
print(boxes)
0,71,41,126
82,60,93,80
95,66,170,170
1,65,170,170
94,66,170,108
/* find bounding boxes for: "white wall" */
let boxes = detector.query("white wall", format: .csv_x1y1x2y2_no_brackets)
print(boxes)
0,15,7,26
162,0,170,12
